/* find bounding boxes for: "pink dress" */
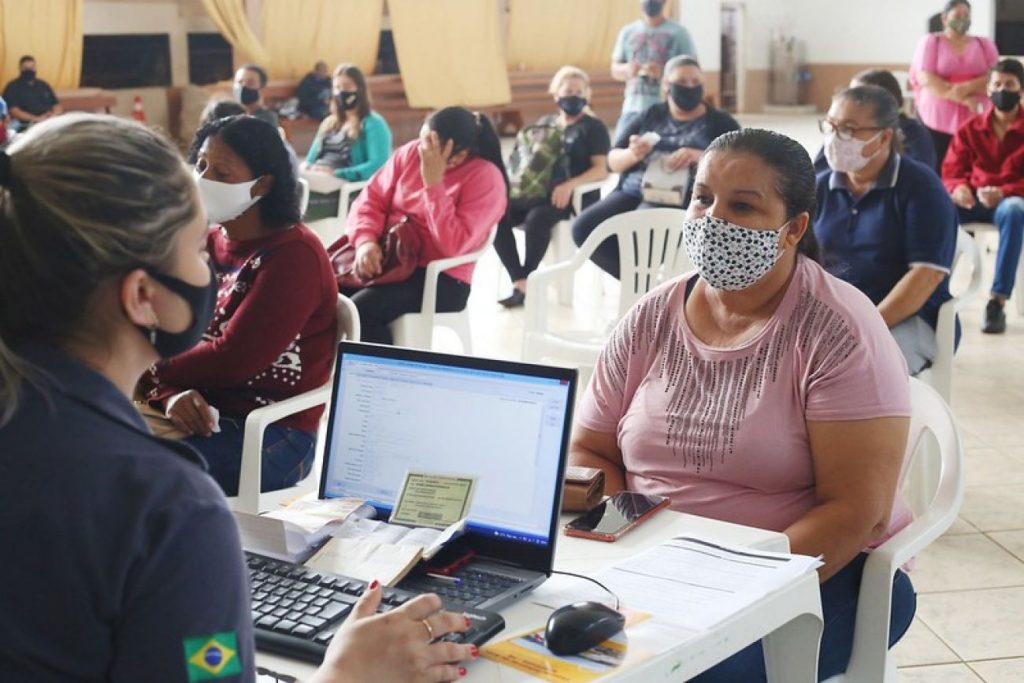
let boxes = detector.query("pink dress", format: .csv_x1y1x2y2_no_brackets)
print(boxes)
910,32,999,135
577,258,913,548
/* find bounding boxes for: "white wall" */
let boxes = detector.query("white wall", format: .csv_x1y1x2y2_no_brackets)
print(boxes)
679,0,996,71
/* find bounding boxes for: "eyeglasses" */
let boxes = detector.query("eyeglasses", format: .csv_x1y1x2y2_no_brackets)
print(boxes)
817,119,883,141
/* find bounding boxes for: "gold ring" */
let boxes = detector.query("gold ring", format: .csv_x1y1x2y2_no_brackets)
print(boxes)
421,618,435,641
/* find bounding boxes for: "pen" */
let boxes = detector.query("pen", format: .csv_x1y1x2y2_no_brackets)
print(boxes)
427,572,462,584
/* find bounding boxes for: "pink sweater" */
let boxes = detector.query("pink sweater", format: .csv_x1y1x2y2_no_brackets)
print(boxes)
578,258,913,548
347,140,508,284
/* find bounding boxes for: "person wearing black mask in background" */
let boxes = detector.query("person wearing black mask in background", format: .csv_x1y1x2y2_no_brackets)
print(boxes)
297,60,332,120
942,58,1024,334
233,63,278,128
611,0,697,141
572,55,739,279
1,55,61,133
494,66,610,307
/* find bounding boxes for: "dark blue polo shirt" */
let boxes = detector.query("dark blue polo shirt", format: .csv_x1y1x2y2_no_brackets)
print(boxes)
813,153,957,329
0,346,254,682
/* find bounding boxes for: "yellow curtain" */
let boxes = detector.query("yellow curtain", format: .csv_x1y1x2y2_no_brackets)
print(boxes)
261,0,383,80
389,0,511,108
0,0,82,90
200,0,270,65
507,0,675,71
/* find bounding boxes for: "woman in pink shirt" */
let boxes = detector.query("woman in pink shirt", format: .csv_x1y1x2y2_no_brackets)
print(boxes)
910,0,999,168
573,128,916,680
340,107,509,343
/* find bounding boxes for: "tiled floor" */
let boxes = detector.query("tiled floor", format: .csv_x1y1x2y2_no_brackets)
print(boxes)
446,114,1024,680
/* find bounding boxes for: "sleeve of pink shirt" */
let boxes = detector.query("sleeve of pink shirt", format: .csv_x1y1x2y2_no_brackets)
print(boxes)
346,143,408,249
910,33,938,83
420,161,508,258
804,280,912,422
981,37,999,70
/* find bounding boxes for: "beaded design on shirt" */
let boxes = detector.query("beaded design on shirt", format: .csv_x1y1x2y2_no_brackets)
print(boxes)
601,284,859,473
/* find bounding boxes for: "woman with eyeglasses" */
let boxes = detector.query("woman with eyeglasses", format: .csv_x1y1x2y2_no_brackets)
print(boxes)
909,0,999,168
0,114,478,682
813,85,958,375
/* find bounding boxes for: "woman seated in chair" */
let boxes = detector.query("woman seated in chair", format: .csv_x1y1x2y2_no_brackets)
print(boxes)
140,115,337,496
338,107,508,344
571,55,739,279
571,128,916,681
814,85,957,375
494,66,610,308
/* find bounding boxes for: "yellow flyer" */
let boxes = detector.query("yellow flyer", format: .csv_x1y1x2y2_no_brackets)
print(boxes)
481,611,654,683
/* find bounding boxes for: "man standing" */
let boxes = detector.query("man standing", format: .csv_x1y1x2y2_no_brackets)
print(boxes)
943,58,1024,334
233,64,278,128
297,60,332,120
2,56,61,133
611,0,697,140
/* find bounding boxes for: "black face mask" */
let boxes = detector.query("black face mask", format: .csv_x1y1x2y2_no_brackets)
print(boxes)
138,262,218,359
557,96,587,117
642,0,664,17
670,83,704,111
234,85,260,106
336,91,359,111
991,89,1022,113
20,69,36,81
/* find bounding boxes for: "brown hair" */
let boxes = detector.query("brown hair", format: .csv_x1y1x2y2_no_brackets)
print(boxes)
321,63,372,140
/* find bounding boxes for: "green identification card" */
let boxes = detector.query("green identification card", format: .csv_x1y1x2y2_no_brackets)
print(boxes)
182,631,241,681
390,471,476,529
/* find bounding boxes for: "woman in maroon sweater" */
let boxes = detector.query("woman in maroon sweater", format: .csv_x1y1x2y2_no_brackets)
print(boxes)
140,115,337,496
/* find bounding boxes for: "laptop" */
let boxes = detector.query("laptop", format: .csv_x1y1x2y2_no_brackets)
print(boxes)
317,341,578,611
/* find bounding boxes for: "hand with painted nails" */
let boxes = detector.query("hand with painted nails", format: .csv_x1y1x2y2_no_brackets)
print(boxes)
310,581,478,683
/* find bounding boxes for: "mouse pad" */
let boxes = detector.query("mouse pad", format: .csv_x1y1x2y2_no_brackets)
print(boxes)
481,609,652,682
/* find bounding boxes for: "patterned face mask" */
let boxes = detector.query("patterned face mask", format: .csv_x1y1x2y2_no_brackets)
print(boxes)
683,215,790,291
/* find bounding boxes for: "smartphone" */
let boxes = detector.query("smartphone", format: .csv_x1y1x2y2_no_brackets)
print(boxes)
563,492,670,542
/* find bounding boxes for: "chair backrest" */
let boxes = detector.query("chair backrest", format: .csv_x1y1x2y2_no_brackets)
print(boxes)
900,378,964,523
298,177,310,218
337,293,360,343
951,227,982,307
582,208,692,317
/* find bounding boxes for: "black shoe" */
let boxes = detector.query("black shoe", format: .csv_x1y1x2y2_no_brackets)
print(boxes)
982,299,1007,334
498,289,526,308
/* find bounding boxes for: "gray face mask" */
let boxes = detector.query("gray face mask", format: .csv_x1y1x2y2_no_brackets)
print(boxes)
947,16,971,35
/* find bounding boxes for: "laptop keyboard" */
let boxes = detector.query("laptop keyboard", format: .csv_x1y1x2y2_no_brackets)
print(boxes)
246,552,507,662
399,567,526,611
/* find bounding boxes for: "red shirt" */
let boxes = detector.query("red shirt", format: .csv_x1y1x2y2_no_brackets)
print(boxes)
347,140,508,284
142,224,337,432
941,107,1024,199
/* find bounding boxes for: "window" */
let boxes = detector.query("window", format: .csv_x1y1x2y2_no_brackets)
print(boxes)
188,33,234,85
81,34,172,89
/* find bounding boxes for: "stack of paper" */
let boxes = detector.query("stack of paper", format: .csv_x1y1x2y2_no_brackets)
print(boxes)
233,497,374,563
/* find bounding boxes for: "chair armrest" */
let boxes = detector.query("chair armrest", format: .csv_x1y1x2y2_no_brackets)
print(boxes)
420,228,497,315
524,261,584,334
236,385,332,514
571,179,609,215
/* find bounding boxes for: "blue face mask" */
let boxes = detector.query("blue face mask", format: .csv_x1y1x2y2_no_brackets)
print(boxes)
557,96,587,117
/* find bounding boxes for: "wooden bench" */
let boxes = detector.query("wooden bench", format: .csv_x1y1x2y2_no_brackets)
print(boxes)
56,88,117,114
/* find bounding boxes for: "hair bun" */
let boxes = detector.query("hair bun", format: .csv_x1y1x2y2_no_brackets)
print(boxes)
0,152,11,188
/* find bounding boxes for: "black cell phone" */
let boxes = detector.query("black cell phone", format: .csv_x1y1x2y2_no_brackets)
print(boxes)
563,492,670,542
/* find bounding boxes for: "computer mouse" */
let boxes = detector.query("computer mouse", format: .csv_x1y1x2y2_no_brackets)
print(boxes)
544,601,626,656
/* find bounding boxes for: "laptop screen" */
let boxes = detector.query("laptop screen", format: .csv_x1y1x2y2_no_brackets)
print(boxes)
320,342,576,571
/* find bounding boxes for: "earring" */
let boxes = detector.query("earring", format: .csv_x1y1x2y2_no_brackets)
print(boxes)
149,323,158,345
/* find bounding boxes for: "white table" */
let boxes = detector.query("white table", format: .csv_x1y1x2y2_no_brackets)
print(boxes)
257,511,823,682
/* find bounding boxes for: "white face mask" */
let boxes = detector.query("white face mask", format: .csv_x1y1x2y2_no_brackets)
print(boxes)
195,175,262,224
823,131,882,174
683,215,790,291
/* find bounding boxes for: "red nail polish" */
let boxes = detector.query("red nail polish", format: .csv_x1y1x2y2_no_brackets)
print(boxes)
464,617,472,629
470,645,479,658
459,667,467,677
369,579,379,590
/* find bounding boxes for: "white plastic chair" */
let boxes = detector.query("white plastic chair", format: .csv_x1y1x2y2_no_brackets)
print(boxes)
389,227,497,353
522,208,691,370
823,378,965,683
960,221,1024,315
917,228,983,403
300,170,367,245
546,179,613,305
297,177,310,218
231,294,360,514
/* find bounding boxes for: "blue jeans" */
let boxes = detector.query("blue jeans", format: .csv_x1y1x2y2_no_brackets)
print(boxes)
184,416,316,497
689,552,917,682
958,196,1024,298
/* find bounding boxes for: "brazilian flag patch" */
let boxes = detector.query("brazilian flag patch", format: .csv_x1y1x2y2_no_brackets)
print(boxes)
182,631,241,681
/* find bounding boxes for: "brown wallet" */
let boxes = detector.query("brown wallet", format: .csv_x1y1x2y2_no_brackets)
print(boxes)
562,466,606,512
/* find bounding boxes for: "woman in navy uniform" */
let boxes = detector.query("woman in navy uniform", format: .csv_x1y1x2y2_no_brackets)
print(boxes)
0,114,475,683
